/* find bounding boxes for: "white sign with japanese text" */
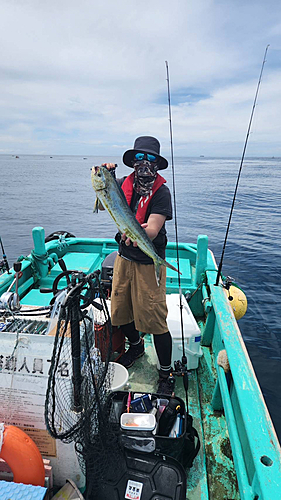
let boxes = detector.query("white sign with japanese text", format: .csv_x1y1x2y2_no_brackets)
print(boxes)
125,480,143,500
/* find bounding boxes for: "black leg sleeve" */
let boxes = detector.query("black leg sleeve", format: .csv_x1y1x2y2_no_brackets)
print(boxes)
121,321,140,344
153,331,172,370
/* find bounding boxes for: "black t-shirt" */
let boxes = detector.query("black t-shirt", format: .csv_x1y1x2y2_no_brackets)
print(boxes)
116,176,172,263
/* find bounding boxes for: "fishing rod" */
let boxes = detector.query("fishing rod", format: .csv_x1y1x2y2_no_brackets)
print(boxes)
0,236,11,274
215,45,269,286
165,61,189,406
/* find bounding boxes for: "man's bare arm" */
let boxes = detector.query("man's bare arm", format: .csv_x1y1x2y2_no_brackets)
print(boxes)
123,213,166,247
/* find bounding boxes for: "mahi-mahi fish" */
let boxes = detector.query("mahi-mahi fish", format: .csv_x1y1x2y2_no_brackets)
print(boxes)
91,165,180,285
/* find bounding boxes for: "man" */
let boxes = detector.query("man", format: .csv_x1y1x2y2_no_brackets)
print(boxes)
104,136,175,395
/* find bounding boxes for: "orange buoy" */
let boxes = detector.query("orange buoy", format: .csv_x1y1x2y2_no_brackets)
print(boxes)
0,424,45,486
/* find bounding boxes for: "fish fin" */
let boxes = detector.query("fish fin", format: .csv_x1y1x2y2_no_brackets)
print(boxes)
93,197,99,213
163,259,182,275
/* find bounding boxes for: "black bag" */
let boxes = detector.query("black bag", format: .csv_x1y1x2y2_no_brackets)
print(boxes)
156,410,200,469
153,395,200,469
108,391,200,469
96,449,187,500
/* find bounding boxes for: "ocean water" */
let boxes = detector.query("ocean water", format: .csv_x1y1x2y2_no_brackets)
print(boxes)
0,154,280,442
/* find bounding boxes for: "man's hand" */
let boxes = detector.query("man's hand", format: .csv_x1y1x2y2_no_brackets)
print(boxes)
121,223,148,247
122,233,139,247
102,163,117,172
121,215,166,247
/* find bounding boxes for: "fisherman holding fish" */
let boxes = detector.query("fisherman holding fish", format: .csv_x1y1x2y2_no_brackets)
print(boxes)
92,136,176,395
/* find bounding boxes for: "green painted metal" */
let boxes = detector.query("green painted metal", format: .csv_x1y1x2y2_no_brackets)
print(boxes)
203,263,281,499
1,229,281,499
201,305,215,346
195,235,208,285
197,347,240,499
32,227,49,278
32,227,46,256
211,377,223,412
202,284,212,314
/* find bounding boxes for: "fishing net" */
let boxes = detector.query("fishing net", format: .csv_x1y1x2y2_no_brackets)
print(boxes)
45,271,126,499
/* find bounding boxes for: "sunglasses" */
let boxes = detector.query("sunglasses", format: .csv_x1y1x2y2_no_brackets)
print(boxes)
134,153,157,162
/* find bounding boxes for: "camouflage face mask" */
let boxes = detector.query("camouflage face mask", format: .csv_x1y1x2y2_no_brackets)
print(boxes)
133,160,159,196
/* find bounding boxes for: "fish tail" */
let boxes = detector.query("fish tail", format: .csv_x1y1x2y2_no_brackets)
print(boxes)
162,259,182,275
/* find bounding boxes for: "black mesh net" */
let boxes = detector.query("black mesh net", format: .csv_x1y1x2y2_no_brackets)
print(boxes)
45,272,126,498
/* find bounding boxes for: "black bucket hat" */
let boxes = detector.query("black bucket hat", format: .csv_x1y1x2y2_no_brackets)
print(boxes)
123,136,168,170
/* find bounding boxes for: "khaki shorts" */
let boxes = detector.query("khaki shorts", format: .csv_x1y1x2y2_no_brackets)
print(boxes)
110,254,168,335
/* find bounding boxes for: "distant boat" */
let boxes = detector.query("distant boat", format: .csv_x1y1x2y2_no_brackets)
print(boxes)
50,157,53,159
83,157,87,160
200,155,204,158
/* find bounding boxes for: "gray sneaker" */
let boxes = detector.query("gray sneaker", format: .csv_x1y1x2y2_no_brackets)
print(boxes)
157,374,175,396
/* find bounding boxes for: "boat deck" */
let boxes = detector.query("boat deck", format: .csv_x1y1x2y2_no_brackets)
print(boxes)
1,231,280,499
126,334,240,500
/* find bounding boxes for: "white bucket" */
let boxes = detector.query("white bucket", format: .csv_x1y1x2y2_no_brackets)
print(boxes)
109,362,129,391
52,479,84,499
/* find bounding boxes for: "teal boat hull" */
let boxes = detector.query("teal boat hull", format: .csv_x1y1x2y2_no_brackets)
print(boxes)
0,227,280,499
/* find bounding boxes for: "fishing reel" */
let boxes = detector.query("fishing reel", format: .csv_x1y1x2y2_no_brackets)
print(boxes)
223,275,234,289
222,276,235,301
40,258,104,312
0,259,7,274
174,356,189,392
0,291,20,311
53,270,103,311
222,276,248,320
0,262,22,312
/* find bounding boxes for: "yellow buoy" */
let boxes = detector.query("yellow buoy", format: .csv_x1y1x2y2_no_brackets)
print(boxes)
226,285,247,320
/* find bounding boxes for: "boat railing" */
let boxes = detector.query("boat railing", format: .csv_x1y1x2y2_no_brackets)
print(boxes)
203,268,281,500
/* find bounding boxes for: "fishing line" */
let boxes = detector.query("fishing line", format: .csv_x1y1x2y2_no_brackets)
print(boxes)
215,45,270,286
165,61,189,403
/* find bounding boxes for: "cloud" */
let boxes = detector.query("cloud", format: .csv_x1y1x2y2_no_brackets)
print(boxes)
0,0,280,155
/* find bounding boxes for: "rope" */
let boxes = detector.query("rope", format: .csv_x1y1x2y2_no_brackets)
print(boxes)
31,249,48,262
17,254,40,283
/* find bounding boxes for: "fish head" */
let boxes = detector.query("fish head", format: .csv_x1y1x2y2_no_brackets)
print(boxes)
91,165,109,191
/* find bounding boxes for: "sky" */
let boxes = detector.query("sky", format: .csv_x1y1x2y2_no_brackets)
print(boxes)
0,0,280,157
